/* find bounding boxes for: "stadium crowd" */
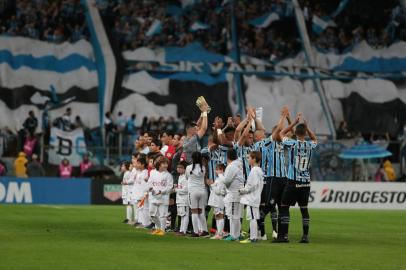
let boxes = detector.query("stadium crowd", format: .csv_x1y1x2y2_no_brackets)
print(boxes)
99,0,406,62
0,0,89,43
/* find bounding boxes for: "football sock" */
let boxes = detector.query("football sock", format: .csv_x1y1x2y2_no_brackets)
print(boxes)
300,207,310,236
191,213,200,234
198,213,208,232
250,219,258,240
279,206,290,238
270,204,278,232
180,215,189,233
126,205,133,221
216,219,224,235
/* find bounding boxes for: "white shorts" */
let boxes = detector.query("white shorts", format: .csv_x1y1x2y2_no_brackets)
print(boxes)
245,206,260,220
149,203,168,218
225,202,243,219
189,191,207,209
122,198,130,205
213,207,224,216
177,206,189,217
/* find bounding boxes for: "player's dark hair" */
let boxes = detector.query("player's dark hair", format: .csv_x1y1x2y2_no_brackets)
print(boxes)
132,152,139,159
121,161,131,170
191,151,203,173
224,126,235,134
249,151,262,163
151,138,162,148
215,163,226,171
137,154,147,168
177,161,188,169
295,123,306,137
227,149,238,161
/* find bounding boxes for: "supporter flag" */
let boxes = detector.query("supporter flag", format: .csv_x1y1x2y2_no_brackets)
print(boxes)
146,20,162,37
312,15,336,34
190,21,209,32
49,127,87,166
249,12,280,28
181,0,200,9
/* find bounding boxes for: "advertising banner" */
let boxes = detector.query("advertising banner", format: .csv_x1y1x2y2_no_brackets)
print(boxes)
0,178,91,204
309,182,406,210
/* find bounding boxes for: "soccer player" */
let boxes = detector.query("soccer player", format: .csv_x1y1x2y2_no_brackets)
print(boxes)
186,151,209,238
148,157,174,236
239,151,264,244
183,103,208,163
120,161,132,224
175,161,189,236
254,107,289,240
223,149,245,241
234,113,256,181
208,163,227,240
275,114,317,243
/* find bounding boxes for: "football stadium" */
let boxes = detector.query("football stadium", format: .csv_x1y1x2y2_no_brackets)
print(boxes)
1,0,406,269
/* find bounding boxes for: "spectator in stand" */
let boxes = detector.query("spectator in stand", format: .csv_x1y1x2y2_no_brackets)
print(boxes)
0,159,7,176
383,159,396,181
23,133,38,158
104,111,116,145
116,111,127,133
59,158,73,178
337,120,353,139
14,151,28,178
79,153,93,176
27,154,45,177
62,107,73,131
23,111,38,135
126,114,137,135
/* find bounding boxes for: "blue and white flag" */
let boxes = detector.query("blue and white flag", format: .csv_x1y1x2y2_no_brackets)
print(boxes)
181,0,200,9
330,0,350,18
249,12,280,28
312,15,336,34
146,20,162,37
190,21,209,32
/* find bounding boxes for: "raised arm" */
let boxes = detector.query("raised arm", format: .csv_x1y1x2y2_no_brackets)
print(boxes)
234,116,249,142
197,104,208,138
280,113,301,138
237,117,254,146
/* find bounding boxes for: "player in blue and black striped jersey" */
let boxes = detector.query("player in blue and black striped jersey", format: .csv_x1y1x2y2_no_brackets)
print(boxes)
274,113,317,244
253,107,290,240
234,109,261,181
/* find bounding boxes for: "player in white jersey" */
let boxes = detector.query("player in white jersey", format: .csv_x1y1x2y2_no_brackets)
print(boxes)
132,154,150,228
148,157,174,236
239,151,264,244
186,151,209,238
174,161,189,236
223,149,245,241
121,161,132,224
208,163,227,240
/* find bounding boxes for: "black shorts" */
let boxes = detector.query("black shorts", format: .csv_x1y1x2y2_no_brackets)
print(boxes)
270,177,287,205
281,180,311,207
260,177,272,206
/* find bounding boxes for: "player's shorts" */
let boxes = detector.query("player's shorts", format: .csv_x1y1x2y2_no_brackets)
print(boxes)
189,190,207,209
245,206,260,220
281,180,311,207
225,202,243,219
270,177,287,205
149,203,169,218
177,206,189,217
122,198,130,205
260,177,272,206
213,207,224,216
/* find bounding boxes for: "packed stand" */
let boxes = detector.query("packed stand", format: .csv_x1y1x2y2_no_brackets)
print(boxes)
0,0,89,43
301,0,406,53
98,0,301,62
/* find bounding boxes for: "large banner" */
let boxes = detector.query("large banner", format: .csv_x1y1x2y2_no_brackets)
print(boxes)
49,127,87,166
0,178,91,204
309,182,406,210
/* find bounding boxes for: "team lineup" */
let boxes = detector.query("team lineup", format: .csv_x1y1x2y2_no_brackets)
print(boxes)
121,98,318,243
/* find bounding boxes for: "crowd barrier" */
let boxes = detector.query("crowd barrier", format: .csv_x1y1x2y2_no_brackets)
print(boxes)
1,178,405,209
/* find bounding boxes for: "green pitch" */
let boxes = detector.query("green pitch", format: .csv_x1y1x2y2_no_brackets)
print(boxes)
1,205,405,270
